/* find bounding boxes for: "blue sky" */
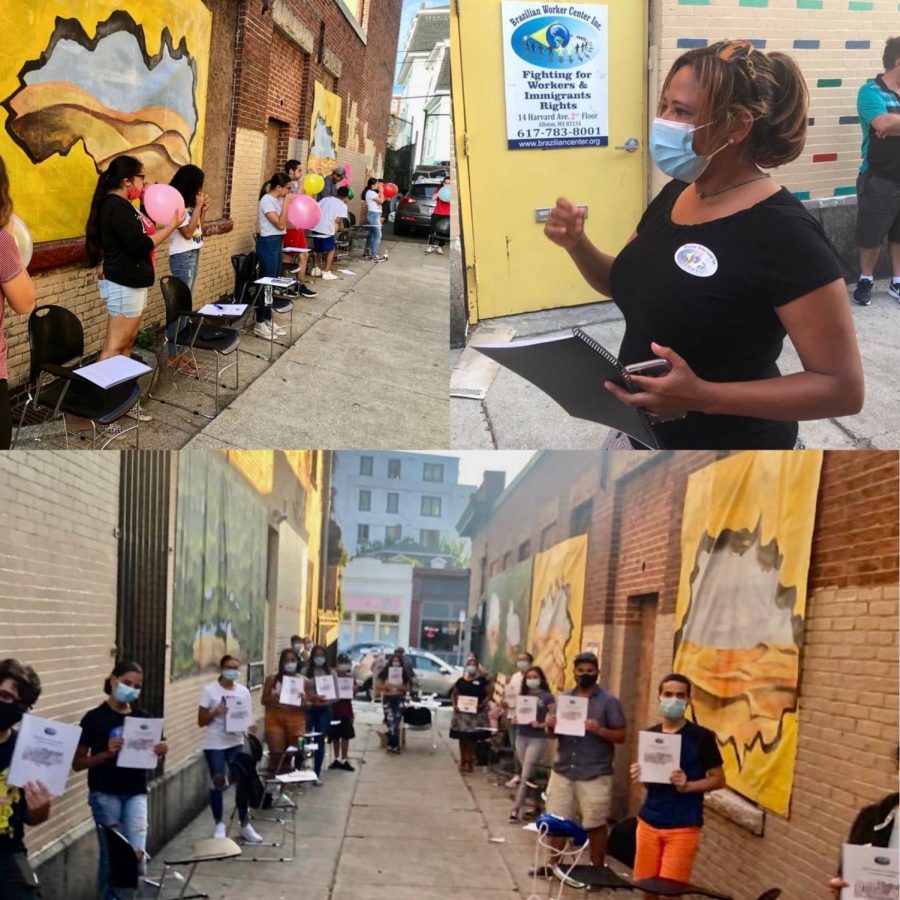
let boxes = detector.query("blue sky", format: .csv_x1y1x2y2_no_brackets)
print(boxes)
394,0,448,92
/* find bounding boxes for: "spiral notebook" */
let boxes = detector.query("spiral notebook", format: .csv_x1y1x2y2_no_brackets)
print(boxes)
473,328,661,449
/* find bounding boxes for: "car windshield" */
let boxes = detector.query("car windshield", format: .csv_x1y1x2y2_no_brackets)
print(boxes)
408,183,441,200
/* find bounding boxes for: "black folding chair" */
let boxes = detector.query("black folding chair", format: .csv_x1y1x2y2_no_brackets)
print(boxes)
12,306,141,449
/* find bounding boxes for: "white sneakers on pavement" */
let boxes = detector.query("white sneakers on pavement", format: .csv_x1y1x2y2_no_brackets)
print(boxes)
425,245,434,254
310,266,323,277
435,245,444,254
240,822,264,844
254,322,274,339
321,271,338,281
504,775,521,788
213,822,227,839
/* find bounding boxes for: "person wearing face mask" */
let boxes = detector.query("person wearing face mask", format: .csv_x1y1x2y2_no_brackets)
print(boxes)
373,651,412,754
629,674,724,885
327,654,356,771
261,648,305,777
74,661,168,899
509,665,553,822
539,652,626,885
544,39,862,451
503,651,534,789
303,645,335,780
449,654,491,773
197,655,262,841
0,658,51,899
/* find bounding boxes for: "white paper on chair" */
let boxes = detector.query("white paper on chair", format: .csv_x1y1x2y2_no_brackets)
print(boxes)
637,731,682,784
516,696,538,726
554,695,588,737
337,269,356,276
841,845,899,899
315,675,337,701
73,356,151,389
387,667,404,686
457,696,478,715
224,695,250,734
283,247,310,253
117,717,163,770
7,714,82,797
337,677,354,700
198,303,247,317
255,277,296,286
279,675,306,707
275,770,319,783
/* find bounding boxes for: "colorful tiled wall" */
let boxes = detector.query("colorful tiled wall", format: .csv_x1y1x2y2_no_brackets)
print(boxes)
649,0,898,200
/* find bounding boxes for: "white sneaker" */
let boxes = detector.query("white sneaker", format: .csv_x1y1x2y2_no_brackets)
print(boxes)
240,822,264,844
425,245,434,254
289,265,301,274
213,822,227,839
435,246,444,255
254,322,274,339
272,323,288,336
321,271,338,281
311,266,323,278
504,775,521,788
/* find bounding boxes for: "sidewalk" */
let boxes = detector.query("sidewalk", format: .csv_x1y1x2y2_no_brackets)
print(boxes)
451,278,900,449
149,704,599,899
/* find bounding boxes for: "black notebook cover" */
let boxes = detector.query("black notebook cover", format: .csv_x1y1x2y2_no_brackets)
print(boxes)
474,328,661,449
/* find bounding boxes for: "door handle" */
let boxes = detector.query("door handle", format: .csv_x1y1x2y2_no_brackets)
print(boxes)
615,138,640,152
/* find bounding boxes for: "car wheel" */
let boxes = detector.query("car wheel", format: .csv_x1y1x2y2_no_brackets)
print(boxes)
393,222,407,236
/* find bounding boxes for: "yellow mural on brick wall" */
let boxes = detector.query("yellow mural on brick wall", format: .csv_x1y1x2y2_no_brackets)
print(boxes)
307,82,343,177
673,451,823,816
0,1,211,243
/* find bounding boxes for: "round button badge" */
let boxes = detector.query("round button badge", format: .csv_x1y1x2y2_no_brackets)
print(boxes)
674,243,718,277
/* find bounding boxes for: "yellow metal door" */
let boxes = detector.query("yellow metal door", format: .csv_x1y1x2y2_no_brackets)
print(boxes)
452,0,647,321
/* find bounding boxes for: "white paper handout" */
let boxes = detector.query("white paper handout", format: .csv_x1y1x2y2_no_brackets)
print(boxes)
315,674,337,702
457,695,478,715
337,269,356,276
637,730,683,784
224,694,251,734
283,247,310,253
554,695,588,737
8,714,82,797
387,666,404,686
74,356,151,389
198,303,247,317
516,695,538,725
337,677,355,700
117,717,164,770
255,276,296,286
279,675,305,707
841,845,899,900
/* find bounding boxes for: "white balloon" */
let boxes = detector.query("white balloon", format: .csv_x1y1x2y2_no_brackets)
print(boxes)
8,214,33,268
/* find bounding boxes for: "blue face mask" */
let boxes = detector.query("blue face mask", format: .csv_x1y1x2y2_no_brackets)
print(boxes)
648,118,727,183
114,683,141,704
222,669,240,681
660,697,687,720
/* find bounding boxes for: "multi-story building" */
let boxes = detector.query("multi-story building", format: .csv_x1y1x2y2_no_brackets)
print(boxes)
332,450,475,558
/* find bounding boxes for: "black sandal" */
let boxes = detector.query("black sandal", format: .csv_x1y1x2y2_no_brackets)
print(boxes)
528,865,553,879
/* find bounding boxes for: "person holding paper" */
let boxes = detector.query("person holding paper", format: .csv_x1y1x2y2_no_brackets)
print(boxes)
539,652,626,884
327,654,356,771
503,651,534,790
373,651,412,755
261,648,305,778
629,674,725,885
544,40,863,450
449,654,491,773
303,645,335,780
197,655,262,842
509,665,554,823
0,659,50,898
73,661,168,899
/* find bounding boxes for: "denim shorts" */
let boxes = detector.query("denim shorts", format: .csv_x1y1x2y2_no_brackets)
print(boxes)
99,279,148,319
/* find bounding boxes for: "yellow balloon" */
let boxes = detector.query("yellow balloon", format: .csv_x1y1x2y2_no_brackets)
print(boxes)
304,174,325,195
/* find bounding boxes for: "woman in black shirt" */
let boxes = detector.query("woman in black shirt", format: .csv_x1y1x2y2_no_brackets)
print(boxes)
73,661,167,900
449,654,491,773
545,40,863,449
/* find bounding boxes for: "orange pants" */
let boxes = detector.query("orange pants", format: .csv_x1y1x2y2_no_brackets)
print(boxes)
633,818,701,882
264,705,305,766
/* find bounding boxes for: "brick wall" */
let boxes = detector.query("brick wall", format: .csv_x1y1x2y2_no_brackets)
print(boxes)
0,453,122,856
651,0,899,200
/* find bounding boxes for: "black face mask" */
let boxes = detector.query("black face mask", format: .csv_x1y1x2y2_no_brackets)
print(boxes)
0,702,26,731
577,674,598,690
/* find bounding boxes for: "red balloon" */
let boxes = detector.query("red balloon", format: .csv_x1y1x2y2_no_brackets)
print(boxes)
383,183,399,199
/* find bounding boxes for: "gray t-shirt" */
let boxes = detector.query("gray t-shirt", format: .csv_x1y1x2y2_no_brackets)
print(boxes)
552,686,626,781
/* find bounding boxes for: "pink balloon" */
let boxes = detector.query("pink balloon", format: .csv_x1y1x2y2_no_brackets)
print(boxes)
287,194,321,229
144,184,185,225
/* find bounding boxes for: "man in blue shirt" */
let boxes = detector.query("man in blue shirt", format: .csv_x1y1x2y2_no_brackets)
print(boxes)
852,37,900,306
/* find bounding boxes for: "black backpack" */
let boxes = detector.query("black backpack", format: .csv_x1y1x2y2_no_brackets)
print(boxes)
227,751,266,809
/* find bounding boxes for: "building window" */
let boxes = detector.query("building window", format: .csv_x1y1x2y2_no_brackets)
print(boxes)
357,524,369,543
359,455,373,476
385,525,402,545
386,492,399,514
423,462,444,483
540,522,556,551
420,528,441,549
358,489,371,512
570,499,593,536
378,613,400,645
342,611,398,647
388,458,401,479
421,495,442,517
518,540,531,561
502,551,512,570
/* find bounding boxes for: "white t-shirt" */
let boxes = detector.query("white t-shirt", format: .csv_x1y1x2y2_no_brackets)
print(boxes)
169,208,204,256
364,189,382,214
258,193,285,236
199,680,252,750
311,197,349,237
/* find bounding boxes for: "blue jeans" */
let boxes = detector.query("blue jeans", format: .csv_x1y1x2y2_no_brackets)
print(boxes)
366,212,382,257
305,706,332,776
255,234,283,322
204,745,248,824
88,791,149,900
167,249,200,355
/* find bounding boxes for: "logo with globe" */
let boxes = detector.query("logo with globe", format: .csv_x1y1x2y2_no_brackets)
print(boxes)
511,15,598,70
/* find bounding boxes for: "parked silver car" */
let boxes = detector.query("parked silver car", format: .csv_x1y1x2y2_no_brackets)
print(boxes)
355,648,461,701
